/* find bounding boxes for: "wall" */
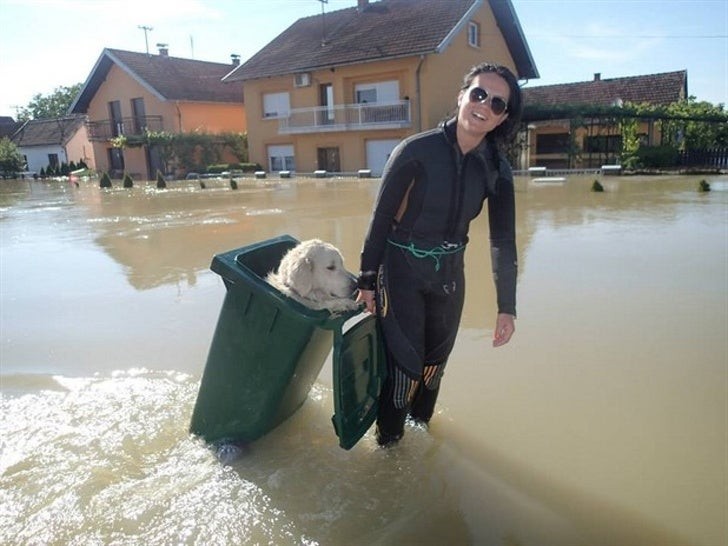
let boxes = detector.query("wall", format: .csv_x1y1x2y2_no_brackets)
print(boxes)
65,123,96,170
419,1,518,131
22,145,62,173
176,102,246,134
527,118,661,169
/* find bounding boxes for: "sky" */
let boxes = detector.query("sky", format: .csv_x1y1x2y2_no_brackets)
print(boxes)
0,0,726,118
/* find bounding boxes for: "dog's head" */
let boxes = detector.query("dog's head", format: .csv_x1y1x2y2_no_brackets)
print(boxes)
278,239,356,301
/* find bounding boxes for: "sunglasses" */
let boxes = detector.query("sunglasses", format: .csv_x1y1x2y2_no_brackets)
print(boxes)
468,87,508,115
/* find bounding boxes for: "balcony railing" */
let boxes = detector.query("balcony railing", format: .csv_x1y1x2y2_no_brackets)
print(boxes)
279,101,411,134
87,115,164,141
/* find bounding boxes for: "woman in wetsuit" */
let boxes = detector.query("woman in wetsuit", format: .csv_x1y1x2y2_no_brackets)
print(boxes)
356,62,523,446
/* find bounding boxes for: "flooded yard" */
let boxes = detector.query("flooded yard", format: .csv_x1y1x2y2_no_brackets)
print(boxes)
1,174,726,545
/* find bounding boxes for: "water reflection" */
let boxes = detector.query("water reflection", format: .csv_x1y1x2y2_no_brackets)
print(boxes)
71,179,376,290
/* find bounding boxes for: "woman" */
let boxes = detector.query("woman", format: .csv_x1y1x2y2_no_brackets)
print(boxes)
356,62,522,446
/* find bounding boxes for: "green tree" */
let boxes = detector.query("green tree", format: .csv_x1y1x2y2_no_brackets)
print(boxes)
0,137,25,176
624,99,728,150
662,98,728,149
619,117,641,169
17,83,83,121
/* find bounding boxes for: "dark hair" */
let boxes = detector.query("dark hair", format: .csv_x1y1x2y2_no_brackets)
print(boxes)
460,62,523,145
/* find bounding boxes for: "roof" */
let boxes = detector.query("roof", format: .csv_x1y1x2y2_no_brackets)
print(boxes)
223,0,538,82
0,117,22,139
12,115,87,147
522,70,688,108
70,48,244,113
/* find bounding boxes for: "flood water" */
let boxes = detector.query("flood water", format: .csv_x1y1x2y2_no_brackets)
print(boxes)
1,174,726,546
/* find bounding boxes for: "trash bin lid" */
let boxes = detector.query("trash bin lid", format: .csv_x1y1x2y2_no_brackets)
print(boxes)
331,314,386,450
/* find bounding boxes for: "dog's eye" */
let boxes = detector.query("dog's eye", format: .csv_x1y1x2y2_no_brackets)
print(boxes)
326,265,336,271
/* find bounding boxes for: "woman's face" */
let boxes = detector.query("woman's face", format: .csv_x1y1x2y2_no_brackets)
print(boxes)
457,71,511,138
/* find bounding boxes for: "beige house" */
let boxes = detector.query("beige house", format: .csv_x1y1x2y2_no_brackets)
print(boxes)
70,47,246,179
521,71,688,169
223,0,538,175
12,115,95,173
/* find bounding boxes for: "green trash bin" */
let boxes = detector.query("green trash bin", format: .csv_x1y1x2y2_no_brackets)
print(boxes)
189,234,386,450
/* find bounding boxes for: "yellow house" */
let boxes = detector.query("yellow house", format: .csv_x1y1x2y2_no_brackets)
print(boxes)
521,71,689,169
70,46,246,179
223,0,538,175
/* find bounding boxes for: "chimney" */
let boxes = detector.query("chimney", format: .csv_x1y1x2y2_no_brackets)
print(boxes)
157,43,169,56
231,54,240,66
594,73,601,81
357,0,369,11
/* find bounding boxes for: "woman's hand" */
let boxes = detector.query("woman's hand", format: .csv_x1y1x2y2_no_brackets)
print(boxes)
356,289,376,314
493,313,515,347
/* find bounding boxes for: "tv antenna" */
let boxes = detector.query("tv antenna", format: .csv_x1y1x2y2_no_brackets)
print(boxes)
318,0,328,46
138,25,153,55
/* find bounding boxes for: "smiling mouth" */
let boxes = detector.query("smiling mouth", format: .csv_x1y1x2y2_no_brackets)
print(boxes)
472,111,486,121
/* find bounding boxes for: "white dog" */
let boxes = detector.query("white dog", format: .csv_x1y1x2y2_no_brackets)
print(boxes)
266,239,360,313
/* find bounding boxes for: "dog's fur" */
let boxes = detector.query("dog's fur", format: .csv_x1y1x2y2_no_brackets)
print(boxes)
266,239,359,313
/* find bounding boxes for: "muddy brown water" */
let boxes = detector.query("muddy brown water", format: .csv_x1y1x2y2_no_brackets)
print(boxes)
1,174,726,545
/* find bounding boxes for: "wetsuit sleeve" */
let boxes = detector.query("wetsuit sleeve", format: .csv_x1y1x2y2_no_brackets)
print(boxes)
360,141,420,273
487,160,518,316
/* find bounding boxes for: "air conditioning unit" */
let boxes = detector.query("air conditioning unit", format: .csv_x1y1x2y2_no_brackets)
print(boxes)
294,73,311,87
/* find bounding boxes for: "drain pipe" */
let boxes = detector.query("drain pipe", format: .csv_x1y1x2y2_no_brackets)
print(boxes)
415,55,425,132
175,101,183,131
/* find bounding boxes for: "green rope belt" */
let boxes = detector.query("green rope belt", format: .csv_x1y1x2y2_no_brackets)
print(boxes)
387,239,465,271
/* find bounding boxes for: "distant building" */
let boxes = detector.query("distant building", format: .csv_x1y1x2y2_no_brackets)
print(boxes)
223,0,538,175
70,46,246,179
11,115,95,173
521,71,688,169
0,116,23,139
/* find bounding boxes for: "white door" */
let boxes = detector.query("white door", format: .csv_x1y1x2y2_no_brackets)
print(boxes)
365,139,400,176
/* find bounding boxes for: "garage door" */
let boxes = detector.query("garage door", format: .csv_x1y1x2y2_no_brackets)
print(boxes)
365,139,400,176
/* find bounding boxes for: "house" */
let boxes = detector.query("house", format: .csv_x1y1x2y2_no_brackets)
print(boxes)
521,70,688,169
222,0,538,175
69,46,246,179
11,114,95,173
0,116,23,139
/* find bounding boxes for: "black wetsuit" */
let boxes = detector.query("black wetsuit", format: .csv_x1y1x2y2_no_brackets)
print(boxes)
359,117,518,442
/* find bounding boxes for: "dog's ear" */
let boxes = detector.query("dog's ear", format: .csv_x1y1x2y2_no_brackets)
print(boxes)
287,256,314,296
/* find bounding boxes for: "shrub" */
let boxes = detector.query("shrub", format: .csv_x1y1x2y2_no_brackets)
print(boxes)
99,172,112,188
636,145,679,169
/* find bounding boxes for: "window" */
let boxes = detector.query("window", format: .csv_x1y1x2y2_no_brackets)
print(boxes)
263,92,290,119
584,135,623,154
268,145,295,172
108,100,122,136
536,133,570,154
354,80,399,104
47,153,59,169
468,22,480,48
131,97,146,134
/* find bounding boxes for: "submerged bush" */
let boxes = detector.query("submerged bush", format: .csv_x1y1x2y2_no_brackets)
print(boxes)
592,180,604,192
99,172,112,188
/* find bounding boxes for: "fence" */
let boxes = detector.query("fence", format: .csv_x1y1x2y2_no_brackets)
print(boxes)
678,148,728,169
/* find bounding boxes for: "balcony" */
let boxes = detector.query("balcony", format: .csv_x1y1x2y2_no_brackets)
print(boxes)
279,101,410,134
87,115,164,141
